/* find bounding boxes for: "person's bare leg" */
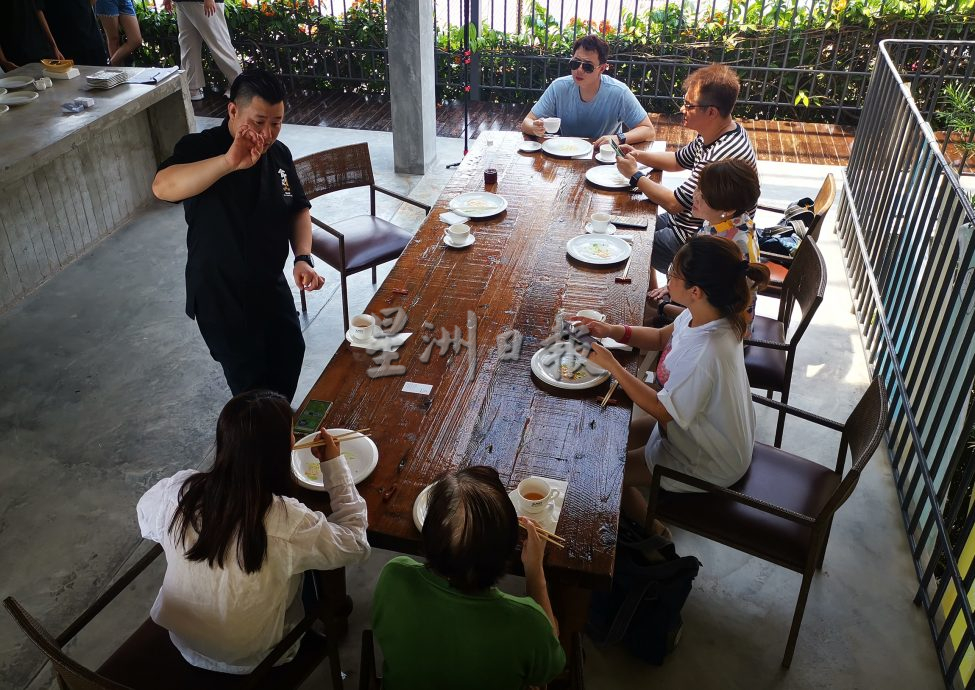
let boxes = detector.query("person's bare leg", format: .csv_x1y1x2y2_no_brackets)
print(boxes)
109,14,143,66
99,15,120,59
622,448,653,525
628,409,657,451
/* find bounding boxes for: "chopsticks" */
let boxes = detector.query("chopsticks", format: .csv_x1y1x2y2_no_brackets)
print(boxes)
293,428,371,450
520,521,566,549
615,256,632,284
600,380,619,410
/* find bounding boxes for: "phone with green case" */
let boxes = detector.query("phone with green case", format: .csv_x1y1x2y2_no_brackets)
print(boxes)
294,400,332,436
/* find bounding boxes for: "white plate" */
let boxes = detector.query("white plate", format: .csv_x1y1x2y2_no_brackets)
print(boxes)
0,76,36,89
0,88,6,97
518,140,542,152
0,105,8,116
530,345,609,390
291,428,379,490
413,483,435,531
443,233,475,248
566,234,632,265
448,191,507,218
585,222,617,235
585,164,633,189
542,137,592,158
0,92,39,106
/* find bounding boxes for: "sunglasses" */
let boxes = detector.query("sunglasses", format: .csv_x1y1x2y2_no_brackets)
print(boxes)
568,58,598,73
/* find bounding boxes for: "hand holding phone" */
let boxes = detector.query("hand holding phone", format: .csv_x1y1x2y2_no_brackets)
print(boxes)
610,139,625,158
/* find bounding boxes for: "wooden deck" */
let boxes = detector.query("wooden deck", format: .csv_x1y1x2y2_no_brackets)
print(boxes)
194,89,853,166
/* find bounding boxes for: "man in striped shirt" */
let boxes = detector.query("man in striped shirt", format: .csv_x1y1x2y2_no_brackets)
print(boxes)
616,64,758,288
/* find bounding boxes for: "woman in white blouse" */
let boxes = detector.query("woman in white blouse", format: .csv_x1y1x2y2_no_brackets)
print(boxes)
582,235,769,531
137,389,370,673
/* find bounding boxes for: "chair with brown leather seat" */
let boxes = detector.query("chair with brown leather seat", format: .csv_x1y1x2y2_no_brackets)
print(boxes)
745,236,827,447
4,543,345,690
759,173,836,296
646,377,888,669
293,144,432,332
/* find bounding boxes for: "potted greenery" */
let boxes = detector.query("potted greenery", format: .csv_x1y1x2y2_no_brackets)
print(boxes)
937,83,975,178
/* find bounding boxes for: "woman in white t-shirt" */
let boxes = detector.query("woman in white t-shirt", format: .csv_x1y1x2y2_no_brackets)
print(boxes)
582,235,769,529
137,390,370,673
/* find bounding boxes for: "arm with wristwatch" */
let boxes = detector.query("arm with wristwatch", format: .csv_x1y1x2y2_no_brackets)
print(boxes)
615,150,688,215
291,209,325,292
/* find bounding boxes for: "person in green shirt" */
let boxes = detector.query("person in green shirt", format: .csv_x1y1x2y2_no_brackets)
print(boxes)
372,466,566,689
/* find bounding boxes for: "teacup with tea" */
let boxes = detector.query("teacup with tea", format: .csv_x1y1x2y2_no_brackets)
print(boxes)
517,477,560,513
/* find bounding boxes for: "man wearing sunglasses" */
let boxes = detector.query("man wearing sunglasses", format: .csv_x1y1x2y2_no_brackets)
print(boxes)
521,34,654,149
615,64,757,300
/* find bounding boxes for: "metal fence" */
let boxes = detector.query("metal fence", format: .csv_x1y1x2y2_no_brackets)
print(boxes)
135,0,974,125
836,39,975,688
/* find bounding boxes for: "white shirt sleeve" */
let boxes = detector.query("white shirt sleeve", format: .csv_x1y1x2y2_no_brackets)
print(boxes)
137,470,196,543
290,455,370,573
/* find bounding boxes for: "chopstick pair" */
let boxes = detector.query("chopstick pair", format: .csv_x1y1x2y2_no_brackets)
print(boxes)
293,428,370,450
520,522,566,549
600,380,619,409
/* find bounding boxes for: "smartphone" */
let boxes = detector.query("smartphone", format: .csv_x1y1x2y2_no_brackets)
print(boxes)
294,399,333,436
563,321,597,348
610,139,625,158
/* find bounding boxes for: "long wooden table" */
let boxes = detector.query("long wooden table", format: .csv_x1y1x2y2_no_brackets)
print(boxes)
296,131,656,634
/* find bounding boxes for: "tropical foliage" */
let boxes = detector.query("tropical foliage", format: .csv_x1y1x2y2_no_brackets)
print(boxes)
133,0,974,124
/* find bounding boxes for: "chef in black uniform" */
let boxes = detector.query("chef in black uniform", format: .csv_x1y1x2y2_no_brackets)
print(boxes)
153,70,324,401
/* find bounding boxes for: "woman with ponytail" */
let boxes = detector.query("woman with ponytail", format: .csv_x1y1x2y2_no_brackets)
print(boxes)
580,235,770,529
136,389,370,673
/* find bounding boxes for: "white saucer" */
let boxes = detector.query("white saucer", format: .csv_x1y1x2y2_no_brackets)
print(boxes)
345,327,381,345
594,152,618,164
585,222,617,235
444,233,475,248
518,140,542,152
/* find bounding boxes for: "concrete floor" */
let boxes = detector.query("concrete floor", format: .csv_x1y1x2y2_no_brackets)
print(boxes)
0,121,943,689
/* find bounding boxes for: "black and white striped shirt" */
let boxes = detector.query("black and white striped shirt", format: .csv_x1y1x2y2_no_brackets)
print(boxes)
671,123,758,243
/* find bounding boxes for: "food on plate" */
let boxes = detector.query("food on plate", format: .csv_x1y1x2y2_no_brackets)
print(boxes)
585,242,616,259
304,462,321,481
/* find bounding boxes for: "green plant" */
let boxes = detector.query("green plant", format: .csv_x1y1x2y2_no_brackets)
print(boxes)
938,83,975,155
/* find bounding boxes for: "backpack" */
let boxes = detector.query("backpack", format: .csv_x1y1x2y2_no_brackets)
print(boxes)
757,197,816,259
587,528,702,665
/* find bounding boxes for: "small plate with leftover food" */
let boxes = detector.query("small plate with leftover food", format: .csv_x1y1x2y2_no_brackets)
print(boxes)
530,345,609,390
448,192,507,218
291,428,379,490
565,234,631,265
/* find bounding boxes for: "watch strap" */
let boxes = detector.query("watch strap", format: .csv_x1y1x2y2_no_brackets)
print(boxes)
629,171,645,188
294,254,314,267
618,132,627,145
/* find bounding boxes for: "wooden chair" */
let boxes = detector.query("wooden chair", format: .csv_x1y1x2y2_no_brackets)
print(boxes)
759,173,836,296
745,236,827,447
293,143,431,331
4,543,345,690
358,629,585,689
646,376,889,668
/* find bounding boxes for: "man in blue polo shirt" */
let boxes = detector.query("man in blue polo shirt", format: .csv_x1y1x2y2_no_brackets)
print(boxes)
521,34,654,149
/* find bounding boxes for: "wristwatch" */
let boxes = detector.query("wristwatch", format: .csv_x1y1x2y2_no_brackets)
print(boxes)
629,171,645,187
294,254,314,267
618,132,627,145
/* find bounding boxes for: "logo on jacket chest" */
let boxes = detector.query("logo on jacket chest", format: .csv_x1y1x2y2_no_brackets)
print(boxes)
278,168,292,198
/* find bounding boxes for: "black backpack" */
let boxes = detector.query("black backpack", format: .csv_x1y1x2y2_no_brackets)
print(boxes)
757,197,816,259
587,531,702,665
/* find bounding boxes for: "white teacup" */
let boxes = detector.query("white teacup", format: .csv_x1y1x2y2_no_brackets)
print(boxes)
517,477,560,514
599,143,615,159
542,117,561,135
590,212,611,234
350,313,377,341
446,223,471,244
576,309,606,322
33,80,48,92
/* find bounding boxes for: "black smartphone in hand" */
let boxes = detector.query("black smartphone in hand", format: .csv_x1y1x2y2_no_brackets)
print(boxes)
610,139,625,158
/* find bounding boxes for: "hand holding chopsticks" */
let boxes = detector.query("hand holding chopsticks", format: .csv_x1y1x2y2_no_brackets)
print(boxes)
519,517,565,549
293,428,371,450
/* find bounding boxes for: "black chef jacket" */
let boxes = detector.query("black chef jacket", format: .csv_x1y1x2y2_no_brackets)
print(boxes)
44,0,108,66
1,0,53,66
159,120,311,322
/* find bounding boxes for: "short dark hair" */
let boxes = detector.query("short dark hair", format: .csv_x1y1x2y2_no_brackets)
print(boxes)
684,64,740,117
572,34,609,64
698,159,760,215
421,466,518,592
230,69,286,108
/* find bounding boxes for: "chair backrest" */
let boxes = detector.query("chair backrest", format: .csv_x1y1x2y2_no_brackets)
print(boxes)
806,173,837,242
778,234,827,347
822,377,890,518
3,597,131,690
293,143,376,201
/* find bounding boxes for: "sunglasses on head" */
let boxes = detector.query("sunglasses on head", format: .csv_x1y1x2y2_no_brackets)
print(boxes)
568,58,598,73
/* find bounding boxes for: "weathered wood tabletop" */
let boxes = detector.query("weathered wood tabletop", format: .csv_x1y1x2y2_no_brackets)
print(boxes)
296,131,656,591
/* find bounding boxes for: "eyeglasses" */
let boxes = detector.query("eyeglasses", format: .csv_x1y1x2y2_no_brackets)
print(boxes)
568,58,597,73
681,99,716,110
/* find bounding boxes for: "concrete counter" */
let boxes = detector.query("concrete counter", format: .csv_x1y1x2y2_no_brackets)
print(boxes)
0,64,194,312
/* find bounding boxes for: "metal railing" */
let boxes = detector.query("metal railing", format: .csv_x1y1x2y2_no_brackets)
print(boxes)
134,0,974,125
836,39,975,688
